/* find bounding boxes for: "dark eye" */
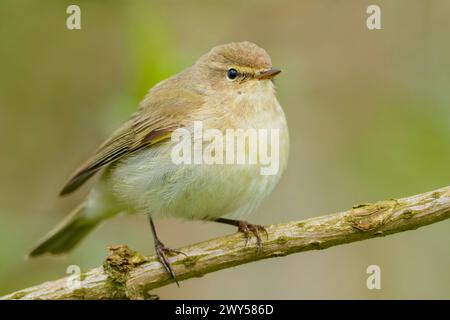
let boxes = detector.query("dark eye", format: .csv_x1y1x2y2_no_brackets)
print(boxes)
227,68,238,80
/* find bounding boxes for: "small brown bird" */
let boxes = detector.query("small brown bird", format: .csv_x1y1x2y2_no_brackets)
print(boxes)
28,41,289,284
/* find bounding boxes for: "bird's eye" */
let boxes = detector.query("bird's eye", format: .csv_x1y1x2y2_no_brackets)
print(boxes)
227,68,238,80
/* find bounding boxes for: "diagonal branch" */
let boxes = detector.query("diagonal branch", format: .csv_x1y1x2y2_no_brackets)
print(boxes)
2,186,450,300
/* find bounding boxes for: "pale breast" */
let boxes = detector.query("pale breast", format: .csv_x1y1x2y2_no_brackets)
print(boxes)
103,82,289,220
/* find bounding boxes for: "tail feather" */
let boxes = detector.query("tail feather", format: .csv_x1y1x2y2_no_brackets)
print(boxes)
28,203,99,258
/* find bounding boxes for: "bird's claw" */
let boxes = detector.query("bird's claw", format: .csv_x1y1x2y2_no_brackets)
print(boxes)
154,240,186,287
237,221,268,252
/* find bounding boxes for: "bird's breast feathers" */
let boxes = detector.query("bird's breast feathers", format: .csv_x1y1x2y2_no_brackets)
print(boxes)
102,79,288,220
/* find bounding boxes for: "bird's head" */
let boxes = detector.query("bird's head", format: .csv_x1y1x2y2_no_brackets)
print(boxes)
194,41,281,95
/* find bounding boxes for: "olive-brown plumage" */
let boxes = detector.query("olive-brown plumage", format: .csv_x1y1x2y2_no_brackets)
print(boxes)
29,41,289,284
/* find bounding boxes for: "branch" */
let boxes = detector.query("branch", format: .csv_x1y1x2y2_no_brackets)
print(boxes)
2,186,450,300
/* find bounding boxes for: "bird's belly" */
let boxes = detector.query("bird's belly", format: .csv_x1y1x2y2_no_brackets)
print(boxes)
104,143,283,220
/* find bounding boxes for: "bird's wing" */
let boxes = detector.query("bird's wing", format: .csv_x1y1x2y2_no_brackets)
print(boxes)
59,86,204,196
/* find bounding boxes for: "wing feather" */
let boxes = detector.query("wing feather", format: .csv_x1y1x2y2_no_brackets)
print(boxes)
59,81,204,196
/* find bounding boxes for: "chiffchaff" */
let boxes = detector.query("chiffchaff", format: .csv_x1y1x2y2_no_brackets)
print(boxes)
28,41,289,283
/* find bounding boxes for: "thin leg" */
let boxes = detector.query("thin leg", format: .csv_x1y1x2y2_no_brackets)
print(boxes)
148,216,185,287
215,218,268,251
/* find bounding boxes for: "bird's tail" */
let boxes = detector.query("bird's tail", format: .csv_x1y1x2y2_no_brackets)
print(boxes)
27,202,100,258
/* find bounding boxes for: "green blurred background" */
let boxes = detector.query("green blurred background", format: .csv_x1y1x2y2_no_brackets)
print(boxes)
0,0,449,299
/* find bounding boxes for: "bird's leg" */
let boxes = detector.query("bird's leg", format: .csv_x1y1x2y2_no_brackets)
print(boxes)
214,218,268,251
148,216,186,287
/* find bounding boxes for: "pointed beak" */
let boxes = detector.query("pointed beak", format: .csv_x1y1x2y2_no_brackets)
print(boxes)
255,68,282,80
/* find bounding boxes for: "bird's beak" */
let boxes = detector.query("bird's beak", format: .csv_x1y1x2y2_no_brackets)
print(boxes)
256,68,282,80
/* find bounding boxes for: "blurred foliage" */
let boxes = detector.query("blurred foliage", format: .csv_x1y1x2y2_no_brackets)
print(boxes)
0,0,449,298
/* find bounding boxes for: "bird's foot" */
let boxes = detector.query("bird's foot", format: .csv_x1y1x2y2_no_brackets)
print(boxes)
237,221,269,252
154,240,186,287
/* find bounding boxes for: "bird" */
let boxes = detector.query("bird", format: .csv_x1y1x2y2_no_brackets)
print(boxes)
28,41,289,284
